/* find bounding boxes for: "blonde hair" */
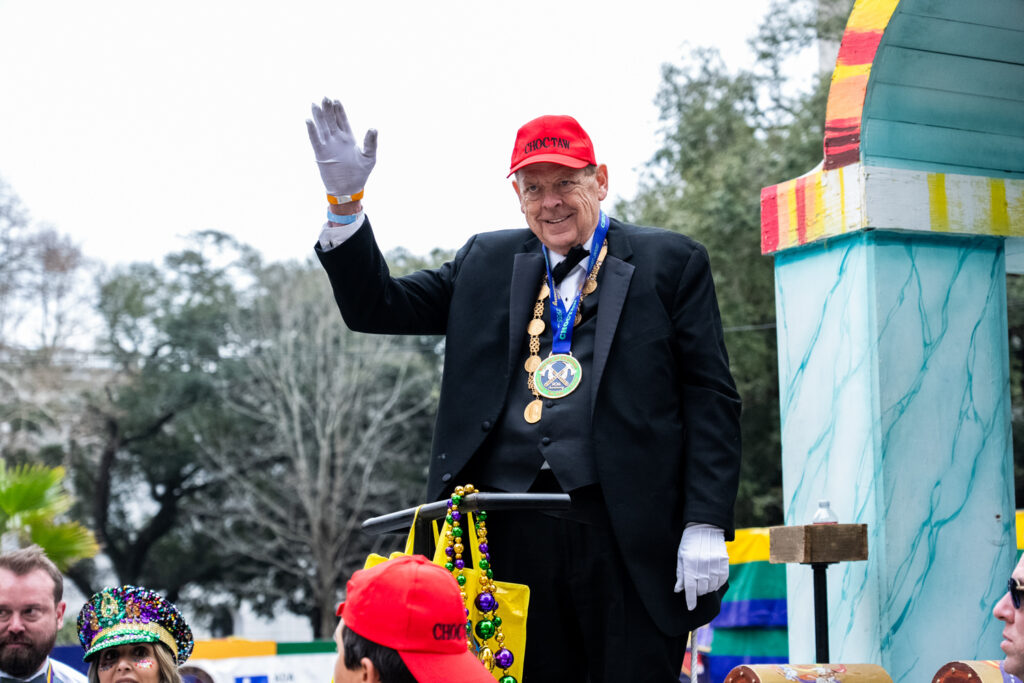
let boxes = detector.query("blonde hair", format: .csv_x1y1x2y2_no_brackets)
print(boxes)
86,642,182,683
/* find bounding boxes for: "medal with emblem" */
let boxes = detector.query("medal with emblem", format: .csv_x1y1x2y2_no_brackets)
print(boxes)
521,211,609,422
533,354,582,399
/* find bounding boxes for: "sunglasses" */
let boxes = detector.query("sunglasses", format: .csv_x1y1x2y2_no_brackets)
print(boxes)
1009,578,1024,609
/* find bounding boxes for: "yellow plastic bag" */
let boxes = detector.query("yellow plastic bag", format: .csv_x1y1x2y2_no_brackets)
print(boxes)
363,506,432,569
362,495,530,682
433,505,529,682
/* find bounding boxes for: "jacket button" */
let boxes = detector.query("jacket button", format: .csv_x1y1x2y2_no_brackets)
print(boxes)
441,473,452,483
438,453,446,460
541,437,551,446
481,420,492,431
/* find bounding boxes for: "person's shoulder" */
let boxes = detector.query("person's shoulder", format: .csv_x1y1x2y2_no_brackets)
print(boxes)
470,227,534,248
49,657,88,683
609,218,707,258
455,227,535,260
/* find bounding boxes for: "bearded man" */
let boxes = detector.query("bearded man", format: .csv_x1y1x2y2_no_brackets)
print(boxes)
0,546,86,683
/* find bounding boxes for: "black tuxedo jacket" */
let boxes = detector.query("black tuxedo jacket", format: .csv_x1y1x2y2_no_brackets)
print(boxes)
317,215,741,634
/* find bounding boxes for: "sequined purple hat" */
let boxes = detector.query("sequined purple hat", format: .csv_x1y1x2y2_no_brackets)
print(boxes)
77,585,193,665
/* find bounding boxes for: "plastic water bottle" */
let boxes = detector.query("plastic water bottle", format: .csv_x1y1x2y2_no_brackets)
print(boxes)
812,499,838,524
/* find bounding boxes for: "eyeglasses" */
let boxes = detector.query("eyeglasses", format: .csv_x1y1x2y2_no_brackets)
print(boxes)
1008,578,1024,609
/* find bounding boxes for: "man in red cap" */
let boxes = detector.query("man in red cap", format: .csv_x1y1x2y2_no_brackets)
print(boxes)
333,555,495,683
308,99,741,682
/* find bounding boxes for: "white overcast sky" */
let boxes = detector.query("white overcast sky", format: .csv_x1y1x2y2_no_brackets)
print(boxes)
0,0,809,266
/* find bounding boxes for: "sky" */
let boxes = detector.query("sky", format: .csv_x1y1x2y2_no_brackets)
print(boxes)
0,0,806,267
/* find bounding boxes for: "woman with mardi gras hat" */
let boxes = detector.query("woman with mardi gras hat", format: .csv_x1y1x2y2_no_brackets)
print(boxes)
76,586,193,683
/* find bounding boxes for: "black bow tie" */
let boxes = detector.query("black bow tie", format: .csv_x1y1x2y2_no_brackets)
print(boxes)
550,245,589,284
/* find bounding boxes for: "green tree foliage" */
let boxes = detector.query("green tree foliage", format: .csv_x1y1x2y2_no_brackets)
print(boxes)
65,231,247,602
618,0,851,526
0,463,98,570
61,231,443,635
197,259,438,637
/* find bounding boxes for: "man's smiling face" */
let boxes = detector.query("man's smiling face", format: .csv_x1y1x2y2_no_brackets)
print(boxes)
513,162,608,255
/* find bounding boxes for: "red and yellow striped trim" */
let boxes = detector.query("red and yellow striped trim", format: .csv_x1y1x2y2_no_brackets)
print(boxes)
823,0,900,170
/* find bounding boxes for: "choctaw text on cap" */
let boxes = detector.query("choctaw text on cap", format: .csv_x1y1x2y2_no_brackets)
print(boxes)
523,136,573,154
432,623,464,640
508,114,597,176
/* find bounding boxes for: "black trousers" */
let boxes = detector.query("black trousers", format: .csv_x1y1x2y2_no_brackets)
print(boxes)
483,474,686,683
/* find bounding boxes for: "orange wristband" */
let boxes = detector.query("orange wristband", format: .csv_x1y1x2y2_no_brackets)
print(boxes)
327,190,364,204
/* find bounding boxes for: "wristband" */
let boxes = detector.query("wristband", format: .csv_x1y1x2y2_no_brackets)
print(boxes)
327,209,362,225
326,190,364,204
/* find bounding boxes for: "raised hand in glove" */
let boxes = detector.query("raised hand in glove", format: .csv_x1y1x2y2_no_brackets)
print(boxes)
306,97,377,200
674,523,729,610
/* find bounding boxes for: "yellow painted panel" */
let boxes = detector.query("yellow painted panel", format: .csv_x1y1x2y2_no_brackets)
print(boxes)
807,174,826,242
990,179,1010,236
832,63,873,81
928,173,949,232
726,527,771,564
846,0,900,31
1017,510,1023,550
192,639,277,660
784,182,800,247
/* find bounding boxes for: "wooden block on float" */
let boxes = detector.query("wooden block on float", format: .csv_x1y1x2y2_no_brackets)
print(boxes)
768,524,868,564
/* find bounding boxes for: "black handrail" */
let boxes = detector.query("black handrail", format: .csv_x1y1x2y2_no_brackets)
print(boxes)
361,492,572,535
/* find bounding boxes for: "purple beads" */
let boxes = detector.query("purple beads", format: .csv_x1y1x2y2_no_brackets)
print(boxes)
445,546,454,557
494,648,514,669
478,542,489,554
452,511,461,521
455,559,465,570
474,592,498,613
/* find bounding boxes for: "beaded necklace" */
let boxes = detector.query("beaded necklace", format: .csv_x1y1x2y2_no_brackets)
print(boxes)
444,484,517,682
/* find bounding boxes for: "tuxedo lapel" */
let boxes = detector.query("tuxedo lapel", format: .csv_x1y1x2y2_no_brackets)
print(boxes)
591,222,634,414
507,249,545,377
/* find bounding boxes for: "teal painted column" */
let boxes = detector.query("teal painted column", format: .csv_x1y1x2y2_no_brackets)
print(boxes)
774,230,1015,681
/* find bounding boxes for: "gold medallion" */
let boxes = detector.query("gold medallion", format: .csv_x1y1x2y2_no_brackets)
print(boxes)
539,283,550,299
574,311,582,326
524,355,541,373
524,399,543,423
583,279,597,295
527,319,545,336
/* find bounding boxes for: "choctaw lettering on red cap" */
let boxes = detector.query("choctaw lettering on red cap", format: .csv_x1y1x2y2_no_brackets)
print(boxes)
432,623,465,640
524,137,572,154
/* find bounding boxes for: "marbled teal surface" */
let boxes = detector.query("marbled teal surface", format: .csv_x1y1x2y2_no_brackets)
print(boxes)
774,231,1015,682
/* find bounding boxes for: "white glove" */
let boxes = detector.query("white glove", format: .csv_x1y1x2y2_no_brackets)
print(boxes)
674,523,729,610
306,97,378,198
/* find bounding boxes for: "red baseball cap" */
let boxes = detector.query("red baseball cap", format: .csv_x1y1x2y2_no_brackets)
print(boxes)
336,555,495,682
507,114,597,177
